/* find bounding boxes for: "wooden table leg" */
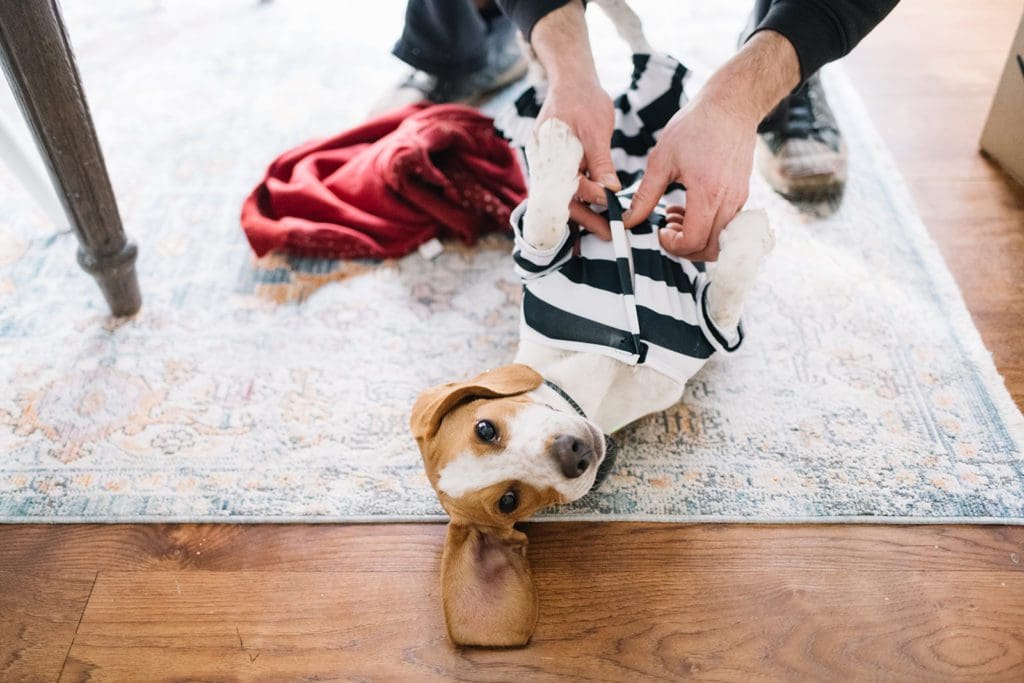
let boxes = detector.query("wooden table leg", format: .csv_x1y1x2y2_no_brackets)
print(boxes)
0,0,141,316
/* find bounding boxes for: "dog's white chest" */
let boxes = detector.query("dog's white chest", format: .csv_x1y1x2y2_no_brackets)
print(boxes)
514,339,686,434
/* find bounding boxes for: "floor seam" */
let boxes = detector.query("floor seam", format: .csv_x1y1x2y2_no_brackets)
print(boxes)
56,570,98,682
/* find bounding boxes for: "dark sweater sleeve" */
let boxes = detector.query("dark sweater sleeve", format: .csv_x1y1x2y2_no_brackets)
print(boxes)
494,0,575,42
498,0,897,80
751,0,899,82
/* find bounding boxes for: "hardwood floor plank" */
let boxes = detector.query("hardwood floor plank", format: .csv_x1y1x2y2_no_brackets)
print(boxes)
1,524,1022,575
911,178,1024,223
0,571,96,682
60,569,1024,681
843,0,1019,98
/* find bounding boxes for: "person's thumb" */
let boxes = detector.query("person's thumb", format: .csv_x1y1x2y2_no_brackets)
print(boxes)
623,164,670,228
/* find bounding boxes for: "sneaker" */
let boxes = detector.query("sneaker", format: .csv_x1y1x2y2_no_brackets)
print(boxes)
369,16,528,115
756,73,847,201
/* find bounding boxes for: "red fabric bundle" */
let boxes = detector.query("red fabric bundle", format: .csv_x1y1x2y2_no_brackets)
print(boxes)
240,103,526,259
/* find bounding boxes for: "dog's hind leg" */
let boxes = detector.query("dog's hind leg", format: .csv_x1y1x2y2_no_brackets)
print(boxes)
705,209,774,333
590,0,652,54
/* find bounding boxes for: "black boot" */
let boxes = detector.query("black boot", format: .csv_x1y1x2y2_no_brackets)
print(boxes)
756,73,847,201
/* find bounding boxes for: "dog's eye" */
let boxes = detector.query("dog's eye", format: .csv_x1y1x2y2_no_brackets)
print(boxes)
475,419,498,442
498,490,518,514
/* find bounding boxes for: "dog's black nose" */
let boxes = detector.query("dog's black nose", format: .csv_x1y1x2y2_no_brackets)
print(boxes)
551,434,592,479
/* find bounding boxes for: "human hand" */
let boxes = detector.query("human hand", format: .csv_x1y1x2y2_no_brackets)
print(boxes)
536,80,619,239
622,96,757,261
621,30,800,261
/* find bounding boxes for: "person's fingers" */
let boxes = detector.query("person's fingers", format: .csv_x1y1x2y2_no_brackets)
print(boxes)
685,229,721,262
664,204,686,215
570,201,611,240
735,186,750,210
664,210,685,226
576,177,609,206
659,190,715,256
658,222,688,255
686,199,741,262
581,134,621,191
623,161,672,228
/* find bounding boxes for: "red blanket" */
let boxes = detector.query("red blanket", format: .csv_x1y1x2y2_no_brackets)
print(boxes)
241,103,526,259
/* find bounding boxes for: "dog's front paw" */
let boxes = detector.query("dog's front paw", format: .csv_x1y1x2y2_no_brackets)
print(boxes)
523,119,583,251
707,210,774,332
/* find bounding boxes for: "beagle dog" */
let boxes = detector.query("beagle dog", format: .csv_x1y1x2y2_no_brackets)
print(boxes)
410,0,775,647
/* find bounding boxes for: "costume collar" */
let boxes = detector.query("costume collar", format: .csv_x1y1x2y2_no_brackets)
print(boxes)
543,379,587,418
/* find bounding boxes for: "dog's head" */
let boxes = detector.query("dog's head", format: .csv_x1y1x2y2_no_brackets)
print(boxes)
410,364,605,647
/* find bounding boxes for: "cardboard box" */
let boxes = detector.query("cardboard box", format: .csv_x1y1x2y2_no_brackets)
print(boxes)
979,10,1024,187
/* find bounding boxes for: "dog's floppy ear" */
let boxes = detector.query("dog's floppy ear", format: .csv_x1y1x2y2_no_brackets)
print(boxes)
410,364,544,647
441,521,539,647
410,364,543,445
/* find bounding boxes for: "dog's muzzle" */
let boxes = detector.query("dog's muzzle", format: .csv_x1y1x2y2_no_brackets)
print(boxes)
542,379,618,493
550,433,599,479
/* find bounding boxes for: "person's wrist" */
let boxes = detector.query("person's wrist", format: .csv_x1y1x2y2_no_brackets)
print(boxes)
531,1,598,87
695,78,764,130
547,65,601,94
699,29,800,125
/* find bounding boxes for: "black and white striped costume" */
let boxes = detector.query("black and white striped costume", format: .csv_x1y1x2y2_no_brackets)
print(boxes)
495,52,742,385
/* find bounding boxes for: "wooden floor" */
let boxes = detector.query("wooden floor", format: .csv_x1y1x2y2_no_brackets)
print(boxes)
3,1,1024,680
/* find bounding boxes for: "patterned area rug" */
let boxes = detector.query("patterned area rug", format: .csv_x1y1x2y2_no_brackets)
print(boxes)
1,1,1022,522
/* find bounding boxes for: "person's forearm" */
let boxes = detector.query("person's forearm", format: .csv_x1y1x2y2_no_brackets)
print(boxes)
696,30,801,127
752,0,899,82
529,1,600,90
